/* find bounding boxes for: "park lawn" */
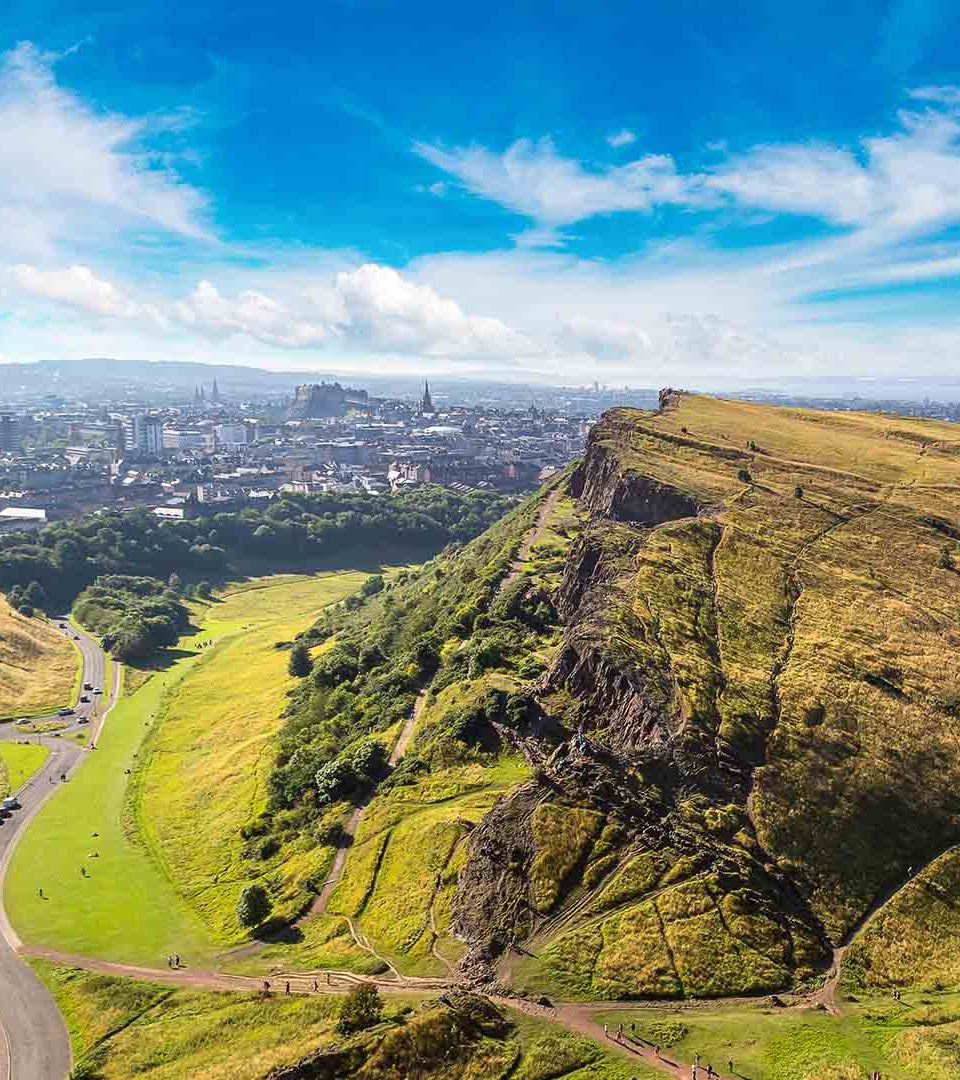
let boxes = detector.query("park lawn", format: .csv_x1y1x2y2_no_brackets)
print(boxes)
137,571,385,946
5,646,217,966
0,741,50,797
0,597,79,719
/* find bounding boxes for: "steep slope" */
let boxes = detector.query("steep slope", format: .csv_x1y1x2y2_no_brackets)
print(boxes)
262,392,960,999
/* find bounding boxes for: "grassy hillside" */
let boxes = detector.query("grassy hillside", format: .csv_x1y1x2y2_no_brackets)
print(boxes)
137,571,380,944
36,962,656,1080
254,392,960,1002
0,596,78,718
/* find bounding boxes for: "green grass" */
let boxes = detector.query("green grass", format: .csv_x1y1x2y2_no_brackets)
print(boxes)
588,991,960,1080
5,648,218,965
35,959,661,1080
0,741,49,797
530,802,604,913
137,571,376,945
6,570,394,965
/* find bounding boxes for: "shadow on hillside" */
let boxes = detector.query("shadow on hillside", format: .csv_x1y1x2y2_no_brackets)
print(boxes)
253,920,305,945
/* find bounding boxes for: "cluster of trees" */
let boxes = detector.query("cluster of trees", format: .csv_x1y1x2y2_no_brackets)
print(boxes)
73,575,190,662
0,487,513,615
262,492,554,823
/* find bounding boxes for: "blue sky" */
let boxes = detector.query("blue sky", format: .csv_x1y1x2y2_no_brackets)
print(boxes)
3,0,960,381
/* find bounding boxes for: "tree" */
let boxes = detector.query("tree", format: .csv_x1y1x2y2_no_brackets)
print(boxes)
737,468,752,484
288,641,312,677
236,883,271,929
337,983,382,1033
940,545,955,571
196,580,213,599
360,574,384,597
167,573,182,592
794,486,804,499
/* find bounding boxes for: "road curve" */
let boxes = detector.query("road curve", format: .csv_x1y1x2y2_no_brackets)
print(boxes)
0,618,119,1080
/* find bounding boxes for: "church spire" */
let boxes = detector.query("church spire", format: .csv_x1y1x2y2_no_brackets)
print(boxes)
211,377,220,403
420,380,433,414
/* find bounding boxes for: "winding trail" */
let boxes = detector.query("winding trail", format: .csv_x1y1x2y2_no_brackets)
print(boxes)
310,687,429,917
0,619,119,1080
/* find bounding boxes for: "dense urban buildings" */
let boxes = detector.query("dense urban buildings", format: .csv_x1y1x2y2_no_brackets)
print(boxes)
0,368,605,522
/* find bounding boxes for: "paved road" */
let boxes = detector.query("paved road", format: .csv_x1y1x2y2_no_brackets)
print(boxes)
0,618,118,1080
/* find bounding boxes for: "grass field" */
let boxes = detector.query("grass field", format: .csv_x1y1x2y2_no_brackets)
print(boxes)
0,741,49,797
5,651,217,965
589,990,960,1080
35,961,661,1080
6,570,379,965
0,597,79,719
137,571,381,945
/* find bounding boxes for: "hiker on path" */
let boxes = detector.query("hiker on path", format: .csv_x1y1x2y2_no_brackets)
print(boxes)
603,1024,609,1038
263,980,270,993
285,981,291,995
313,979,319,992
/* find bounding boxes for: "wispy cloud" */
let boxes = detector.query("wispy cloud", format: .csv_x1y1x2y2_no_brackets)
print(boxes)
606,128,637,148
0,41,211,258
414,136,713,237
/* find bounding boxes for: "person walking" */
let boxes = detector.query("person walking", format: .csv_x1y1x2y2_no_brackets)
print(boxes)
603,1024,609,1038
285,980,291,995
313,978,319,992
263,979,270,993
174,953,180,968
729,1059,734,1075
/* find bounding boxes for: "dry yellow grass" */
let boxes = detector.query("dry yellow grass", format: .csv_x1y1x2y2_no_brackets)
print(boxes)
0,596,78,718
137,571,374,944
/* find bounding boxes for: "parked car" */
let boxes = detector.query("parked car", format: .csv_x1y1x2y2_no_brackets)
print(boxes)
83,683,93,691
2,797,21,811
15,718,29,726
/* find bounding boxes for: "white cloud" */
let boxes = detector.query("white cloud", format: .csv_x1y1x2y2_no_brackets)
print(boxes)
414,137,712,234
331,263,530,357
9,263,166,325
606,129,637,148
175,281,329,348
418,92,960,257
0,41,209,258
908,85,960,107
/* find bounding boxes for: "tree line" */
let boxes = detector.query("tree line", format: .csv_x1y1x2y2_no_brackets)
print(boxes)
0,486,513,661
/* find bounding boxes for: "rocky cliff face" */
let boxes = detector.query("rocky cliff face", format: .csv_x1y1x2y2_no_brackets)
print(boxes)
569,435,702,525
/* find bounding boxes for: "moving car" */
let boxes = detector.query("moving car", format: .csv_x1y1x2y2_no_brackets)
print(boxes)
79,695,90,703
2,797,21,811
57,707,74,716
92,687,102,695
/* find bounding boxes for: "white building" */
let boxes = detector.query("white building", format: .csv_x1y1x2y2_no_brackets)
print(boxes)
162,428,206,452
0,507,47,534
214,423,248,449
123,414,163,456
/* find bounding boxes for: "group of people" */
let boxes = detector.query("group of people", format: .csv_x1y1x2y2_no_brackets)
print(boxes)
601,1023,737,1078
165,954,180,968
260,975,333,995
